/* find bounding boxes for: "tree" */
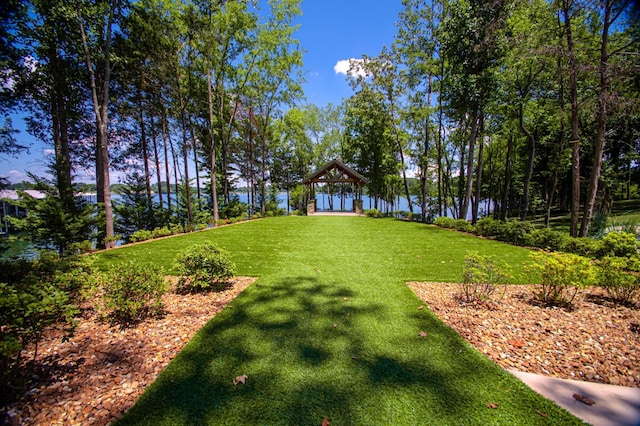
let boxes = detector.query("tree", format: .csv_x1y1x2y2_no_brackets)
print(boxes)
76,0,121,248
244,0,304,216
343,87,398,209
442,0,513,222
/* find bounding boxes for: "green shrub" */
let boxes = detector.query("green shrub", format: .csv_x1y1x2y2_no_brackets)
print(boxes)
525,251,596,307
525,227,566,251
173,243,236,293
68,240,94,255
151,226,172,239
0,253,85,402
251,213,262,220
130,229,152,243
596,256,640,304
474,217,501,237
434,216,456,228
461,252,511,303
560,236,600,258
453,219,474,233
595,231,639,259
169,223,184,235
365,208,382,218
96,261,167,324
493,220,534,246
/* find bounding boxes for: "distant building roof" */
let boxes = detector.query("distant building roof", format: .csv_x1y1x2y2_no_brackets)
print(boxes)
0,189,47,200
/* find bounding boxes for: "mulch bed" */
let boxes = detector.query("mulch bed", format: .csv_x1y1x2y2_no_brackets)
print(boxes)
3,277,256,426
4,279,638,425
408,282,640,388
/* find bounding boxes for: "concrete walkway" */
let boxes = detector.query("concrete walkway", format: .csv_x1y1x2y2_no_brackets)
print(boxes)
510,369,640,426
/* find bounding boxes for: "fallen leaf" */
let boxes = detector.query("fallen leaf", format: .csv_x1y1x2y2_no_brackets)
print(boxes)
573,393,595,405
233,375,248,385
343,297,349,301
322,418,330,426
536,410,548,418
486,403,499,409
419,331,427,337
418,305,424,310
333,323,338,328
508,339,526,348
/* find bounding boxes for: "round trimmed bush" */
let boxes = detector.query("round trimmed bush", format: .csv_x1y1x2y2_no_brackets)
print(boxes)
174,242,236,293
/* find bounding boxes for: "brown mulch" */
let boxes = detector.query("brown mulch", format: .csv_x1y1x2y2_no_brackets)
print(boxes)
408,282,640,388
4,277,256,426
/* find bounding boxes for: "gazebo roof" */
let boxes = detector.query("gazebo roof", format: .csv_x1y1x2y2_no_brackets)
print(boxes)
303,159,368,185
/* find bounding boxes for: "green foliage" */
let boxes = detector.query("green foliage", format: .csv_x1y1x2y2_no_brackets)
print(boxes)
130,229,153,243
596,231,639,259
596,256,640,305
96,261,167,324
461,252,511,302
453,219,474,233
219,197,248,219
474,217,501,237
525,251,596,307
8,181,96,256
0,252,91,402
524,228,566,251
560,236,600,258
493,220,535,246
434,216,456,228
151,226,172,239
173,243,236,293
113,171,163,240
365,208,383,218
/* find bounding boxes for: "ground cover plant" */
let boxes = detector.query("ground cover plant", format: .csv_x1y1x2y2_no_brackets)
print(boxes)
94,217,582,425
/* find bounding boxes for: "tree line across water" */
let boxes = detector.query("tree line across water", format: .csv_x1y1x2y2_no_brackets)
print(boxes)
0,0,639,255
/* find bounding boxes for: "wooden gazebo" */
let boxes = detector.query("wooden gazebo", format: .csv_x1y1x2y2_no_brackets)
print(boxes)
303,159,368,215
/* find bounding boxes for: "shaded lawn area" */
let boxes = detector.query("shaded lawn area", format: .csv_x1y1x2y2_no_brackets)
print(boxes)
97,217,582,425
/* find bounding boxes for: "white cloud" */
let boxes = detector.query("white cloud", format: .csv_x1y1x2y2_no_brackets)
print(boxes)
8,170,26,182
42,148,55,156
334,58,370,78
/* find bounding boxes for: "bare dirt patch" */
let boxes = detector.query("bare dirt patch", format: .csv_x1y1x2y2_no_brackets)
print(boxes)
408,282,639,388
4,277,256,426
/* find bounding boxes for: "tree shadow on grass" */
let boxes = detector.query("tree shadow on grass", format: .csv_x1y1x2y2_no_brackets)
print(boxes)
115,276,582,425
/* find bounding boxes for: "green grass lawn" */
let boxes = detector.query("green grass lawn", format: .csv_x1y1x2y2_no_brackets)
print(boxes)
97,217,583,425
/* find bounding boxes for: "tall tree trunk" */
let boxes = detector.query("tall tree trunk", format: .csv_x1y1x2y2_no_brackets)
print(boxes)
500,134,514,221
562,0,581,237
150,112,164,210
421,75,433,222
207,72,219,224
189,121,201,200
77,1,115,248
137,95,152,204
161,106,172,210
177,77,193,229
580,0,614,237
519,103,536,221
460,110,479,220
472,113,484,224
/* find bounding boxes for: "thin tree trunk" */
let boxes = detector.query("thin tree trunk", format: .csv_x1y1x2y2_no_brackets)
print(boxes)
137,95,152,204
177,76,193,229
150,112,163,210
562,0,581,237
519,103,536,221
77,1,116,248
189,120,201,200
500,134,514,221
472,113,484,224
207,72,219,224
460,110,479,221
580,0,614,237
161,106,172,210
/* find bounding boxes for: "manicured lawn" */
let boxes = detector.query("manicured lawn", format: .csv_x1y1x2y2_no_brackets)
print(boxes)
98,217,582,425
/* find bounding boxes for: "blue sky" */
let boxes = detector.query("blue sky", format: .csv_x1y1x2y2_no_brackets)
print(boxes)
1,0,403,184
